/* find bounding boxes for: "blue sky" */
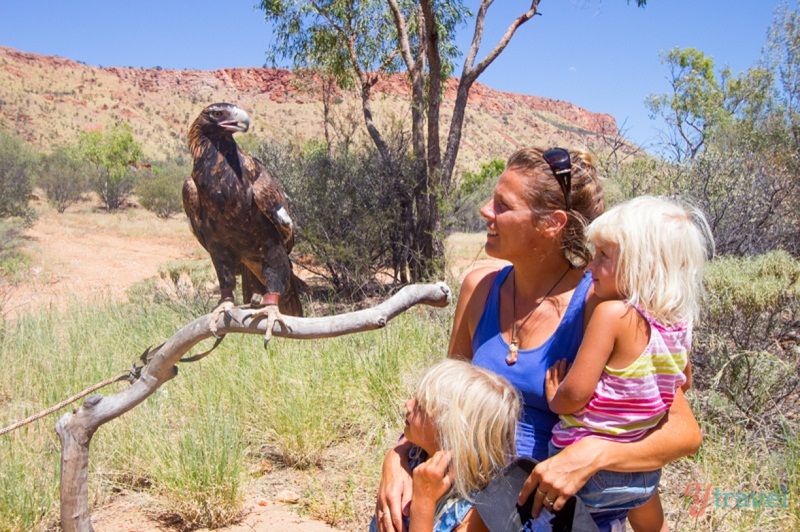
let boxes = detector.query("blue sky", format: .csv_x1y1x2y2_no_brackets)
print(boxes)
0,1,783,149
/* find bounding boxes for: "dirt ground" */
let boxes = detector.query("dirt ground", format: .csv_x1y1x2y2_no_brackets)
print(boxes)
4,198,202,318
91,492,341,532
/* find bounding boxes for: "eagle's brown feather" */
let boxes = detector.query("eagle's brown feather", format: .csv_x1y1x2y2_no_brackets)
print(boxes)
183,103,302,316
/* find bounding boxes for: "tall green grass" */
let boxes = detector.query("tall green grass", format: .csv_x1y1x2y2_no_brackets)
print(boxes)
0,287,447,530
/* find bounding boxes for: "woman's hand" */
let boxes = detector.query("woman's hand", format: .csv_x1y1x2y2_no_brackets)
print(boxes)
376,441,414,532
518,437,603,517
544,359,567,403
409,451,453,532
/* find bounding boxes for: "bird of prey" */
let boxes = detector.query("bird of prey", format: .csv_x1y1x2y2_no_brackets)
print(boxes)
183,102,302,345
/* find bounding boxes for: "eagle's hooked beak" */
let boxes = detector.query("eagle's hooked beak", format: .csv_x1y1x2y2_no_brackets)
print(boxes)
219,107,251,133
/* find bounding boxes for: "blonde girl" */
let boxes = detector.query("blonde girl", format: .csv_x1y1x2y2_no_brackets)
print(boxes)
374,359,521,532
544,196,712,531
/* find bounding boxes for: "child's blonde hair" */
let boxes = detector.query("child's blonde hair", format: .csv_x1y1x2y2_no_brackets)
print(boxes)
413,359,520,500
586,196,714,324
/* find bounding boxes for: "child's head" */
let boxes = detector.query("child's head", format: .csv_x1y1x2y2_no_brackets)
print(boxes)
404,359,520,499
586,196,713,324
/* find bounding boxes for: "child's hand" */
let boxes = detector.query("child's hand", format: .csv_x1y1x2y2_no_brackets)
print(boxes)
411,450,453,508
545,359,568,403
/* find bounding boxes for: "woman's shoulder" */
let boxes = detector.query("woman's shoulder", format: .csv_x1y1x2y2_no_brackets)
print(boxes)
460,265,507,300
462,265,505,287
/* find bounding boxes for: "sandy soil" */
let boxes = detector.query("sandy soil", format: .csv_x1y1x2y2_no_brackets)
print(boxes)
4,200,202,318
91,493,341,532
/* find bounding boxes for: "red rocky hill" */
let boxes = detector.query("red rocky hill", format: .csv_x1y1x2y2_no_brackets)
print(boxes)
0,46,618,171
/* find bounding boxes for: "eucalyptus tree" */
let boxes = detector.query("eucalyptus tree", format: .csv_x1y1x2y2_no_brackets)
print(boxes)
260,0,542,281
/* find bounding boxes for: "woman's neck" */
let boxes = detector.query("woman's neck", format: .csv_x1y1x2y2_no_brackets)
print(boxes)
511,251,581,301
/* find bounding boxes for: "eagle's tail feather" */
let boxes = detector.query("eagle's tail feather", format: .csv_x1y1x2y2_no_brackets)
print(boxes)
282,272,305,317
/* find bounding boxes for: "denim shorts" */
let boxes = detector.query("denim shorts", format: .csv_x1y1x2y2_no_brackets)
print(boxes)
548,440,660,512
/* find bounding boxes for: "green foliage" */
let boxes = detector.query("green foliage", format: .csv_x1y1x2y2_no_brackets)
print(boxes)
445,158,504,233
693,251,799,425
646,47,771,162
631,11,800,255
0,130,35,221
37,147,89,213
259,0,467,86
0,219,29,280
459,158,504,197
259,139,413,298
77,123,143,210
136,160,188,219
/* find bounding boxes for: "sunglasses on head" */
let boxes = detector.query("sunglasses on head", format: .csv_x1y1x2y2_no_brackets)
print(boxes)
543,147,572,211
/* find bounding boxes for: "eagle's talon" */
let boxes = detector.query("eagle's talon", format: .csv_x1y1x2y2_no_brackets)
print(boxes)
247,304,283,349
209,299,236,338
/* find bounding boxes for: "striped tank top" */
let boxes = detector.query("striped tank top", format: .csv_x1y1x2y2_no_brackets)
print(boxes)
551,305,691,447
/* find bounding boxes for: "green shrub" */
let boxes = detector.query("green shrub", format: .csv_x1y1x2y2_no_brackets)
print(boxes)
445,159,505,233
693,251,800,425
136,160,187,219
77,123,143,210
0,130,35,221
259,140,412,299
0,219,29,281
37,148,88,213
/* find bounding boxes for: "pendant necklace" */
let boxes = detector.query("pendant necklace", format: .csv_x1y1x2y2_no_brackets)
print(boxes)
506,267,571,366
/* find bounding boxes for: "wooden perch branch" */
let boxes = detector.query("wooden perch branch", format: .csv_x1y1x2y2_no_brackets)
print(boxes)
55,282,451,532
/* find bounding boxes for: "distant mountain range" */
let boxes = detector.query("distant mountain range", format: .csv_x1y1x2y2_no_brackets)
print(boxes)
0,46,619,171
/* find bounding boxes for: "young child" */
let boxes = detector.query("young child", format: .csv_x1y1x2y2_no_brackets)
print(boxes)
373,359,521,532
544,196,712,532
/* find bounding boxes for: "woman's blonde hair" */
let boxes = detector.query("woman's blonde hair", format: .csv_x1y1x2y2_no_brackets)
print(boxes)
586,196,714,324
413,359,520,500
506,147,605,268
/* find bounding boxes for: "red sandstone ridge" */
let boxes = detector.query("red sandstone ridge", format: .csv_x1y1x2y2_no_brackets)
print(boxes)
0,45,620,165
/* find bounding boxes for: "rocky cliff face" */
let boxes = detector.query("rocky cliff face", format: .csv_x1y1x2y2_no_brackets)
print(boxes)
0,46,618,171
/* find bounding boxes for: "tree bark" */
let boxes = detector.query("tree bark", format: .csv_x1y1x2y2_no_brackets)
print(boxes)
441,0,540,191
55,282,451,532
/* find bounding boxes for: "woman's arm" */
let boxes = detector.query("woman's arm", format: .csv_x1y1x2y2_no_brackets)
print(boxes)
376,439,415,532
520,388,702,516
447,267,497,360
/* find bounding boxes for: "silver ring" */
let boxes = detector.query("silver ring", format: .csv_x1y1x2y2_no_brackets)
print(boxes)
545,495,555,506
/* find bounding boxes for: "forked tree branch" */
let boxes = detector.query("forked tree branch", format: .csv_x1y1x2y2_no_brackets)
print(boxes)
55,282,451,532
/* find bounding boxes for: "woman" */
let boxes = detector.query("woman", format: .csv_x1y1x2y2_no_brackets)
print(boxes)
375,147,702,531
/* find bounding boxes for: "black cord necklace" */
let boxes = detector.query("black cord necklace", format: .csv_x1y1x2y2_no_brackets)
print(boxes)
506,267,571,366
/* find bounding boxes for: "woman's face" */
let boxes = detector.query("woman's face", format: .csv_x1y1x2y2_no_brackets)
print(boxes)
480,167,541,260
403,398,438,454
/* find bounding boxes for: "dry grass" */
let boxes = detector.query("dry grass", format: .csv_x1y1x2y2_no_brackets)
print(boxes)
0,222,797,531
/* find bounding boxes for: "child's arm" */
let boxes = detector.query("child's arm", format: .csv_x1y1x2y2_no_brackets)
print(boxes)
545,300,623,415
409,450,453,532
681,360,693,392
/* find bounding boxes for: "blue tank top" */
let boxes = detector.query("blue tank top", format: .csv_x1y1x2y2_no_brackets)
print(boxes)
472,266,592,461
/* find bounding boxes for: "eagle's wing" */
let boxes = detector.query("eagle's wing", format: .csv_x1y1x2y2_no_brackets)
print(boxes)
244,155,294,252
182,175,208,250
